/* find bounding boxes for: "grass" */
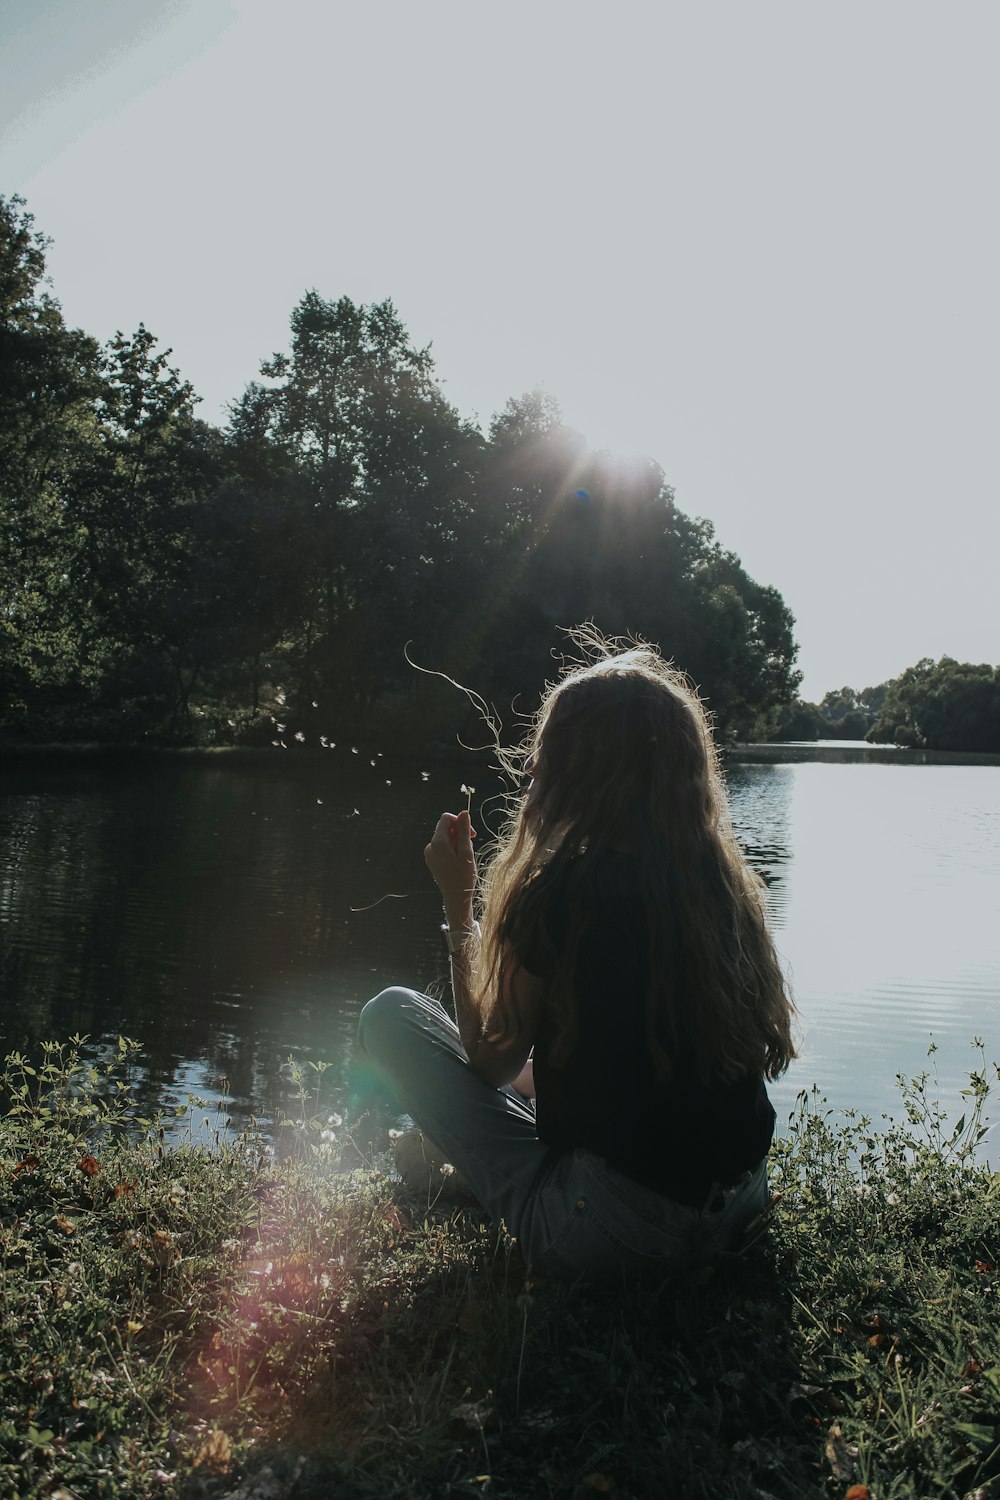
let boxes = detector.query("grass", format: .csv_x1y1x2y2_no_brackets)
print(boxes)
1,1039,997,1500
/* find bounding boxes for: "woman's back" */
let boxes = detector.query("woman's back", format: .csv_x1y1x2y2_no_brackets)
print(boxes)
523,845,776,1205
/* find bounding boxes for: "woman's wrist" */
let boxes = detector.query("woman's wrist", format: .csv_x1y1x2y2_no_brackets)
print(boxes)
442,918,480,953
442,899,474,932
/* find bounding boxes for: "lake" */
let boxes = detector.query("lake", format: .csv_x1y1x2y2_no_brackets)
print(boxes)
1,752,997,1161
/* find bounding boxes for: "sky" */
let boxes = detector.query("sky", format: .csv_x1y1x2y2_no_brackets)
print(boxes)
2,0,997,700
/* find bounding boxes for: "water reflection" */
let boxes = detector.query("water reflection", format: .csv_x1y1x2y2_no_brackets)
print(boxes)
726,762,795,927
1,756,997,1159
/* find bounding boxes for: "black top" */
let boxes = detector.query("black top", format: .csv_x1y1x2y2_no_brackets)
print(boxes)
517,847,775,1207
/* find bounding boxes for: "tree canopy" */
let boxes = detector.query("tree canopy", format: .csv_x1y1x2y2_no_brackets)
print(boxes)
775,660,1000,753
865,658,1000,752
1,194,803,749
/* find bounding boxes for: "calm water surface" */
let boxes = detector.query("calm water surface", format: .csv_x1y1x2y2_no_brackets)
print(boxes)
1,755,997,1158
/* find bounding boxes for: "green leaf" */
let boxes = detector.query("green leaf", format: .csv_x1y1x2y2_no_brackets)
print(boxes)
954,1421,998,1449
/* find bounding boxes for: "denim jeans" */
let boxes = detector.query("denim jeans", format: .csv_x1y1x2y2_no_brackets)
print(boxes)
358,986,769,1285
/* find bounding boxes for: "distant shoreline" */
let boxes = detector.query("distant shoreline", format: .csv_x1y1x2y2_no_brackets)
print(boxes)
2,740,999,770
729,741,1000,766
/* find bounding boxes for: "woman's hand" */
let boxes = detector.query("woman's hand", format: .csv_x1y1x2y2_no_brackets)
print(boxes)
424,810,477,930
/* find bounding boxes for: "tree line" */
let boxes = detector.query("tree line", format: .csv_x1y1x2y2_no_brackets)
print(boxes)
4,193,805,751
779,659,1000,753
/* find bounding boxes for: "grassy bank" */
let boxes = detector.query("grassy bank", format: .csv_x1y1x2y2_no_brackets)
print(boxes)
1,1041,997,1500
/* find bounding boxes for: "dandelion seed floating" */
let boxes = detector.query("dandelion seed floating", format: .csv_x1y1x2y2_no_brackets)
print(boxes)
421,771,430,781
276,723,286,733
351,747,358,755
317,798,323,805
294,731,306,743
311,701,318,708
385,780,392,786
370,759,376,767
320,736,328,747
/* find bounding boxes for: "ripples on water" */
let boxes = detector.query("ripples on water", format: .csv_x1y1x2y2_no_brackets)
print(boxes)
0,756,997,1160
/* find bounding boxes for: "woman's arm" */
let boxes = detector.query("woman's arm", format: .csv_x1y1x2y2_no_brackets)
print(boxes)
425,810,540,1087
448,939,540,1087
509,1056,535,1099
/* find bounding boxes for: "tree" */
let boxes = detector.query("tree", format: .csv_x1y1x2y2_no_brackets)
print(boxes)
867,658,1000,752
228,293,484,713
471,394,801,738
61,327,225,731
0,195,103,723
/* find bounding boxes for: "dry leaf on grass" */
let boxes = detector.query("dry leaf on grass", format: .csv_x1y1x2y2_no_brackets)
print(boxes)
825,1424,859,1482
192,1428,232,1473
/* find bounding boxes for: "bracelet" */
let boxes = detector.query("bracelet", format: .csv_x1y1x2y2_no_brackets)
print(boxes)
441,920,481,953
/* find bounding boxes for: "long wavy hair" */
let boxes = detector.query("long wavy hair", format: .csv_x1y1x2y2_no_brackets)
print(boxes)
471,630,796,1083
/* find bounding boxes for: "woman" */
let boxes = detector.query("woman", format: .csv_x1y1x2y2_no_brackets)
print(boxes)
359,636,796,1283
